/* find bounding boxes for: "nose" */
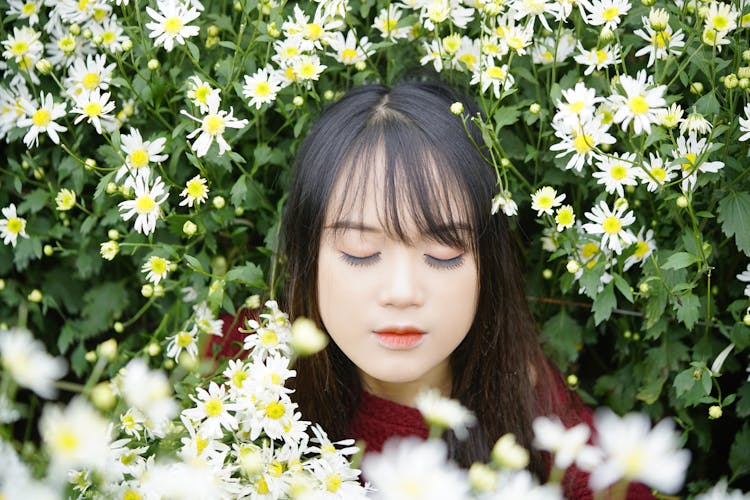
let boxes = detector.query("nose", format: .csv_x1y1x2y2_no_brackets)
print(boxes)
377,252,424,308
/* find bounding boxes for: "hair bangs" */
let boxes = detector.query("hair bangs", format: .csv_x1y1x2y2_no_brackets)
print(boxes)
325,116,479,254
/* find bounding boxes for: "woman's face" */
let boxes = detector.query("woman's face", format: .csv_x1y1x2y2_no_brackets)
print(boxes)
316,174,480,403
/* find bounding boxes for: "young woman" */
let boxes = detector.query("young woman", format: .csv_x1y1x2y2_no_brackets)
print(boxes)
225,80,653,498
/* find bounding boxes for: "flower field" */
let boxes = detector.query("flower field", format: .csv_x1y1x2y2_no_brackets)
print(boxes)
1,0,750,497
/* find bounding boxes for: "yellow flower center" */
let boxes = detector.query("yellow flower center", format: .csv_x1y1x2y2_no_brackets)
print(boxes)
195,434,208,454
536,195,553,209
556,209,574,226
260,330,278,346
569,100,585,113
634,241,649,258
683,153,697,168
256,477,270,495
59,36,76,54
541,50,553,62
254,81,271,97
122,414,136,428
7,218,24,234
507,36,524,50
32,109,51,127
19,55,33,71
134,194,156,214
486,65,506,79
268,461,283,478
232,370,248,388
595,49,608,65
712,15,728,30
123,489,143,500
326,473,342,492
582,242,600,259
53,429,79,452
204,114,225,135
341,48,358,62
623,446,645,478
443,35,460,54
602,216,622,235
12,41,29,56
128,148,149,168
458,53,477,70
77,0,89,11
22,3,37,16
164,17,183,35
282,46,299,59
381,18,398,32
84,101,102,117
602,7,620,21
149,256,167,275
652,31,671,49
628,95,649,115
194,86,210,103
611,164,627,180
102,31,116,45
573,133,594,154
186,179,206,199
93,8,107,22
651,167,666,182
304,23,323,40
120,452,136,465
204,397,223,417
297,62,317,79
265,401,285,419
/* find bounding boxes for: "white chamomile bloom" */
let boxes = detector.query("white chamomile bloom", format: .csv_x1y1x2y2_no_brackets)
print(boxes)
415,389,476,439
737,264,750,298
610,70,666,136
142,255,171,285
501,24,533,55
118,171,169,235
145,0,202,52
531,31,576,65
307,455,366,498
65,53,116,97
588,410,690,494
582,200,637,254
179,175,209,207
186,75,219,113
738,104,750,141
510,0,556,31
181,92,248,157
531,186,566,216
420,39,446,72
574,42,621,76
704,1,738,34
554,82,602,130
550,117,616,172
242,67,283,110
656,103,683,130
592,152,638,197
71,88,116,134
581,0,631,31
116,128,168,187
634,20,685,68
0,327,67,398
533,416,602,470
623,227,656,271
420,0,475,31
17,92,67,147
292,54,327,85
555,205,576,231
671,133,724,192
2,26,43,69
680,111,712,135
55,188,76,211
193,301,223,336
637,153,677,192
491,191,518,216
223,359,251,392
372,5,411,40
329,30,374,66
117,358,178,427
7,0,43,26
470,62,514,98
166,327,199,360
40,398,112,477
90,15,128,53
452,37,480,72
0,203,29,247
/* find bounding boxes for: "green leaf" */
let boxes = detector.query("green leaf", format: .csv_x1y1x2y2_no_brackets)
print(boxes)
612,273,633,303
662,251,698,270
492,106,521,129
717,191,750,255
644,285,667,330
80,214,98,236
231,175,247,207
540,311,583,367
17,189,48,214
225,262,265,288
637,375,667,405
693,90,721,116
592,282,616,325
730,423,750,482
186,41,200,61
673,368,696,398
675,292,701,330
184,254,205,273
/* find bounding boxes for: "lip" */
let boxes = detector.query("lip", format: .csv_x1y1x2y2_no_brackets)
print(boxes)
372,326,426,350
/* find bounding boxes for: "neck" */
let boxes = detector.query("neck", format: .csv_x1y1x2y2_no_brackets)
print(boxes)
358,360,452,407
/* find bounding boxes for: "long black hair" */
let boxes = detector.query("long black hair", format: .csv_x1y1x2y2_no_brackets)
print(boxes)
283,80,552,478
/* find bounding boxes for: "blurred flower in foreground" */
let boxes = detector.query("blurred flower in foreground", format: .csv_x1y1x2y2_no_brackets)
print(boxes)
362,437,470,500
695,478,750,500
533,416,602,470
0,327,67,398
116,358,178,430
415,388,476,439
586,409,690,494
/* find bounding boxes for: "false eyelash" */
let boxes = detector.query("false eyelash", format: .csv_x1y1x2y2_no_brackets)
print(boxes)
339,252,381,267
425,254,465,270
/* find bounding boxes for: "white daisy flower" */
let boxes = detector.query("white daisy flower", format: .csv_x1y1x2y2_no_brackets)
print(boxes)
71,88,116,134
704,1,738,34
117,171,169,235
420,38,446,72
737,264,750,298
470,62,514,99
55,0,110,25
307,455,366,498
145,0,202,52
587,409,690,494
179,174,209,207
452,36,480,72
90,15,129,53
415,389,476,439
623,227,656,271
1,26,43,68
180,92,248,157
531,31,576,65
186,75,219,113
142,255,171,285
271,36,315,68
223,359,251,393
671,133,724,192
281,4,342,49
636,153,677,192
656,102,684,130
245,392,299,442
166,327,199,360
329,30,373,66
634,20,685,68
491,191,518,216
65,53,115,98
116,130,169,187
550,117,616,172
582,200,637,254
592,152,639,197
574,42,621,76
510,0,556,31
739,104,750,142
531,186,566,216
242,67,283,110
44,31,90,68
420,0,475,31
55,188,76,211
193,301,223,336
581,0,631,31
117,358,178,427
555,204,576,231
501,24,533,55
554,82,602,130
533,416,602,470
120,407,146,440
610,70,666,136
680,111,712,135
0,327,67,398
362,437,471,500
0,203,29,248
182,381,238,439
701,26,731,51
6,0,43,26
17,92,67,147
292,54,327,85
372,5,411,40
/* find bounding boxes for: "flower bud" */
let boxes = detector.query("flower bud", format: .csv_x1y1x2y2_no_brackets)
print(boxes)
323,90,335,101
28,289,43,303
147,342,161,356
85,351,97,363
70,24,81,36
739,78,750,90
738,67,750,79
141,284,154,297
98,338,118,361
82,28,92,39
724,74,739,89
639,282,650,294
84,158,97,170
113,321,124,333
542,268,553,280
267,22,281,38
153,284,164,297
178,351,199,371
163,359,174,369
234,206,244,216
291,317,329,356
182,220,198,236
648,8,669,31
450,102,464,115
292,96,304,107
100,240,119,260
106,182,118,194
207,25,220,37
744,50,750,63
93,35,103,45
640,0,656,6
566,260,580,274
107,229,120,240
743,314,750,326
566,373,579,387
676,195,689,208
245,294,261,309
529,103,541,114
708,405,722,419
0,279,5,291
211,256,227,275
500,158,511,167
492,433,529,470
33,167,44,180
147,58,160,70
35,59,52,75
354,61,367,71
212,196,226,209
468,463,497,492
122,38,133,51
119,185,132,197
91,382,116,411
43,244,54,256
690,82,703,94
599,28,615,44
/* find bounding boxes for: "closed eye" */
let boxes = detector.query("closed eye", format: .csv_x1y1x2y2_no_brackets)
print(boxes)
339,252,381,267
425,254,464,270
